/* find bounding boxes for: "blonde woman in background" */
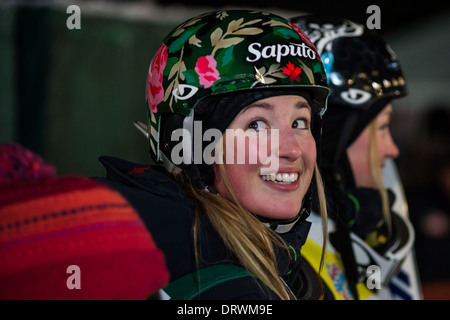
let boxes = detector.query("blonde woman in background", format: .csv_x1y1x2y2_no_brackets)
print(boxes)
291,15,416,300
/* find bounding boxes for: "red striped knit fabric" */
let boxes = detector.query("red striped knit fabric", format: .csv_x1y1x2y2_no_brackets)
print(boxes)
0,144,169,300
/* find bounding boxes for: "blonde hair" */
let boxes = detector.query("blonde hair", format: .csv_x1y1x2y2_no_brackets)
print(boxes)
368,120,392,235
314,164,328,273
175,150,328,300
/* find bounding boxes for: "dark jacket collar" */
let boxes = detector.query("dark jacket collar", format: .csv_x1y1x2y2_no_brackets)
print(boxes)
98,155,190,202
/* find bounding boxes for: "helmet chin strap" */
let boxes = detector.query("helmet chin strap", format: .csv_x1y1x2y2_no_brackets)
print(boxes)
258,185,312,234
198,176,312,234
259,207,310,234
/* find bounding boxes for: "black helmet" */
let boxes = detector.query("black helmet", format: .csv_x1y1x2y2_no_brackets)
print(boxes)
290,15,407,180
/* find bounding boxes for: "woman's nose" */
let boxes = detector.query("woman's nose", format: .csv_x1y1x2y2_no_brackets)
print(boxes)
276,129,302,161
385,132,400,159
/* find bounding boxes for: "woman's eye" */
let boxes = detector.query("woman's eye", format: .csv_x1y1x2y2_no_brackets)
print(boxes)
292,119,308,129
378,122,390,130
248,120,268,131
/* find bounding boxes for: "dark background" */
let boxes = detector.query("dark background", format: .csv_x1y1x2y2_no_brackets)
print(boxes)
155,0,447,33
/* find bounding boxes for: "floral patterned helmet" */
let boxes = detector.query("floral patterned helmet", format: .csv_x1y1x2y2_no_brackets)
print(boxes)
145,10,329,175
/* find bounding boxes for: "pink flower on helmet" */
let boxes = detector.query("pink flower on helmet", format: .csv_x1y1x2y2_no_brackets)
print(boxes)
146,43,168,113
195,55,221,89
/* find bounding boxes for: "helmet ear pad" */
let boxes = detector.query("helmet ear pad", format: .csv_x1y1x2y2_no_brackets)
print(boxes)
158,113,185,165
156,112,215,189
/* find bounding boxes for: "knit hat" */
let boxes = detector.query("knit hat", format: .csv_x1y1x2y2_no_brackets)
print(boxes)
0,143,56,184
0,143,169,299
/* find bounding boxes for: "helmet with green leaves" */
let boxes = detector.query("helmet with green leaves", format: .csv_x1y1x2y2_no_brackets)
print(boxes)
145,10,329,185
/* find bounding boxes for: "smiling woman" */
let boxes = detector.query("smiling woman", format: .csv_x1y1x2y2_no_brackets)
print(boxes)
96,9,330,300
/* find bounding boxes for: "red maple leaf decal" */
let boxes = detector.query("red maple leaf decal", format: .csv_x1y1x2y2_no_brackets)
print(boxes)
282,61,302,82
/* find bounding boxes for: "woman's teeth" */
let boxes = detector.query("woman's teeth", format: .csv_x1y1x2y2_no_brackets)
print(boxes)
262,172,298,184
